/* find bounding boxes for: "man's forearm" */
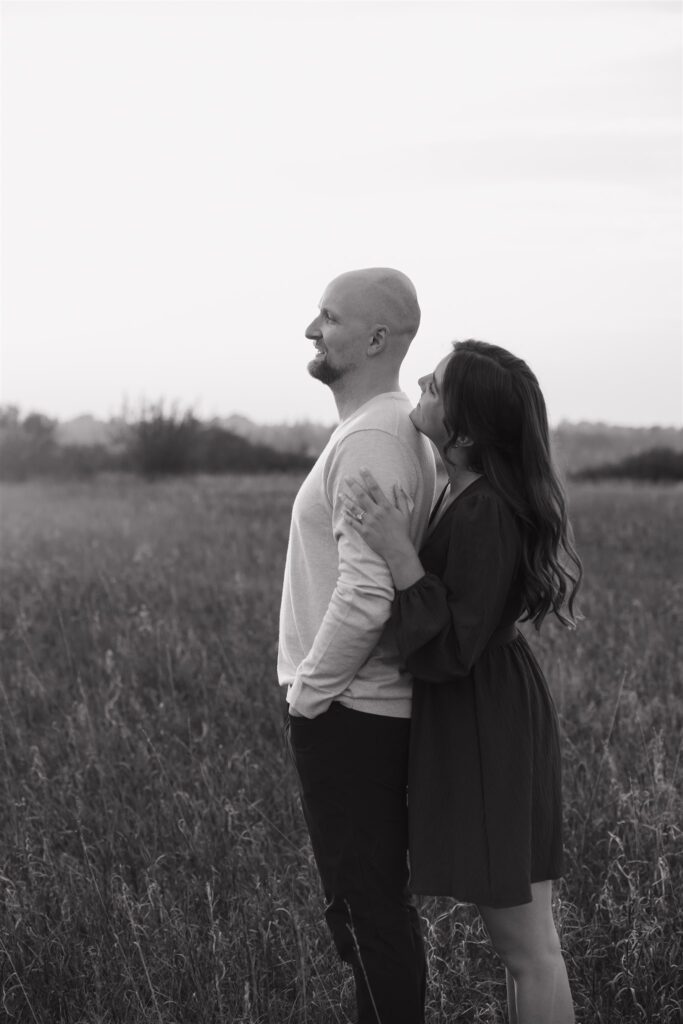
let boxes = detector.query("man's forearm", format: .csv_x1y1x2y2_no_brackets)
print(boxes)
287,585,392,717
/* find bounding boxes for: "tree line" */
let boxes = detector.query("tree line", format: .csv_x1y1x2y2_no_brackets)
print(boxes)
1,405,682,482
0,405,314,481
570,447,683,483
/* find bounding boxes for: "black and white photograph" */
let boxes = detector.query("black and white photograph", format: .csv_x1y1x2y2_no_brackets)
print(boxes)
1,1,681,1022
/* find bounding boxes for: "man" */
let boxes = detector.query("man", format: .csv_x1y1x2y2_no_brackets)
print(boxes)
278,268,437,1023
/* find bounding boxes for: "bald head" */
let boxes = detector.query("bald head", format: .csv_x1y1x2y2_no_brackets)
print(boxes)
305,267,422,414
330,267,421,346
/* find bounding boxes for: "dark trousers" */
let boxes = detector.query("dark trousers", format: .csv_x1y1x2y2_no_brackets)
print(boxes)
287,702,426,1024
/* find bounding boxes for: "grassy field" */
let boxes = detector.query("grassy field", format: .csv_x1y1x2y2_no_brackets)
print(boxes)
0,474,681,1024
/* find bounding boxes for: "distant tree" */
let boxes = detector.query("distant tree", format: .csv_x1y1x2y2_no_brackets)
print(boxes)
218,415,335,457
0,405,21,429
0,408,59,480
196,424,314,473
553,422,683,475
123,401,201,477
196,424,263,473
572,447,683,483
54,444,121,478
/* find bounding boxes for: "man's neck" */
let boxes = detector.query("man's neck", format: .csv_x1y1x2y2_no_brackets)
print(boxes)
332,374,402,422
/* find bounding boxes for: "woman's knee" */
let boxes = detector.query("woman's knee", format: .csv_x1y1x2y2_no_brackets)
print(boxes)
482,904,562,976
493,926,563,979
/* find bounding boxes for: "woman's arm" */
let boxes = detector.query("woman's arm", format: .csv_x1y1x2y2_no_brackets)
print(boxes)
343,469,521,683
392,491,521,682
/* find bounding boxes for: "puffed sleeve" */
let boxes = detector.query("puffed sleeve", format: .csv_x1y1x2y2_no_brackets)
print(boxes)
391,490,520,683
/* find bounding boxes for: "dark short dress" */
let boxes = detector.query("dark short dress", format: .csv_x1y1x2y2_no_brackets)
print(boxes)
392,477,564,908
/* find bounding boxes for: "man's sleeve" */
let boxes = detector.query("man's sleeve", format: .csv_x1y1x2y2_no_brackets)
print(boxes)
286,429,420,718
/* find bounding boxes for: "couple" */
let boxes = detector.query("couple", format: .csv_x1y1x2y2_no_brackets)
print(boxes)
277,268,582,1024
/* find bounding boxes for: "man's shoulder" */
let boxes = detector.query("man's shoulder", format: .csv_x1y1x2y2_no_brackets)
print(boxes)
316,393,433,485
339,392,419,445
325,402,434,487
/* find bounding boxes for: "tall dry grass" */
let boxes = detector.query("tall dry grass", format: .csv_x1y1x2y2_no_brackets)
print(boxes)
0,475,681,1023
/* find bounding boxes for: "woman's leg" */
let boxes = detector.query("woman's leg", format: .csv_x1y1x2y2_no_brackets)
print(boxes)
478,881,574,1024
505,968,518,1024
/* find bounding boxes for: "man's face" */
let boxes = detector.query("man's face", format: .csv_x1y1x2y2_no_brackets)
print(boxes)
305,276,373,386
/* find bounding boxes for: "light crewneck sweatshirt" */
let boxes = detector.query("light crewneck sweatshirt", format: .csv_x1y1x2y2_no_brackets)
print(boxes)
278,391,437,719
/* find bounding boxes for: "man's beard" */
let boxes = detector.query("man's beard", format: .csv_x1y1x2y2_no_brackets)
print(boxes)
307,354,346,386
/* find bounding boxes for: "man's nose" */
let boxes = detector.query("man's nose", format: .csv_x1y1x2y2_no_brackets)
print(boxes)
305,318,321,339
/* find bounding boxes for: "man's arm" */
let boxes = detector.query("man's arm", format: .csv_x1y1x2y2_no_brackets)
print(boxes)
287,429,421,718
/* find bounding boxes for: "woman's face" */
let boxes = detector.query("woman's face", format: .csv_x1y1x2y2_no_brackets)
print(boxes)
409,354,451,448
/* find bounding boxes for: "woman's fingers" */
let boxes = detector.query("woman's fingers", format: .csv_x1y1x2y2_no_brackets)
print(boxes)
358,467,392,507
340,488,370,513
393,484,412,515
343,507,362,528
340,490,376,531
343,477,378,512
344,471,403,513
341,498,365,520
343,477,366,499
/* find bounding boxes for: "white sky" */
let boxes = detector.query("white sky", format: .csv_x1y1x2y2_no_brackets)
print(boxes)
1,0,681,427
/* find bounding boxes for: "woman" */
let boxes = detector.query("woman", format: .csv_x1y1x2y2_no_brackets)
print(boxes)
342,340,581,1024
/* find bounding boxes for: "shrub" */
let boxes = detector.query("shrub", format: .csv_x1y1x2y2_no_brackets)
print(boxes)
572,446,683,482
121,403,314,477
0,407,59,480
124,401,201,477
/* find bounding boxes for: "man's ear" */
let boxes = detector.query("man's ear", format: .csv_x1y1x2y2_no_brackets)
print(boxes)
367,324,389,356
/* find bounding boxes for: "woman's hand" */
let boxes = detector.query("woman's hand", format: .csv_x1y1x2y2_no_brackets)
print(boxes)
342,468,411,557
341,468,426,590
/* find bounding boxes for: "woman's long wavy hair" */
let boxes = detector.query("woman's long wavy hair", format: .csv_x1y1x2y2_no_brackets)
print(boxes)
441,339,582,629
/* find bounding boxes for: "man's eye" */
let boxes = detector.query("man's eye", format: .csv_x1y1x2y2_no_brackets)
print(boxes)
324,312,334,322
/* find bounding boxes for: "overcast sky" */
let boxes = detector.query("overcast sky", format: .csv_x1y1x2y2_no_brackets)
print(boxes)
2,0,681,427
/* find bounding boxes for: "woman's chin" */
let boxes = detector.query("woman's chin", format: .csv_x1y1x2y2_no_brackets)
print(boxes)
409,408,428,438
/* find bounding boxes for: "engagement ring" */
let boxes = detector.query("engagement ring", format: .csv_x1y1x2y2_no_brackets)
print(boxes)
356,511,366,523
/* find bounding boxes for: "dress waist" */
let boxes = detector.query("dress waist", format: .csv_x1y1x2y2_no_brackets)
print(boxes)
488,624,519,649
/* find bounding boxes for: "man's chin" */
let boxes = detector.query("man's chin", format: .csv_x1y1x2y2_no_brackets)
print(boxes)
307,358,342,385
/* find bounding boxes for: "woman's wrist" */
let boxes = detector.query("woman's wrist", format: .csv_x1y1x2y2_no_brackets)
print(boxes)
386,548,426,591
